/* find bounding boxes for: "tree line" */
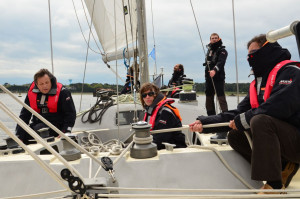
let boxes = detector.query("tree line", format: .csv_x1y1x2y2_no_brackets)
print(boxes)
2,82,250,94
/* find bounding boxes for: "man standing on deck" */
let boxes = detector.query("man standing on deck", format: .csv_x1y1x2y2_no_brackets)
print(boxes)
203,33,228,144
16,68,76,144
190,34,300,194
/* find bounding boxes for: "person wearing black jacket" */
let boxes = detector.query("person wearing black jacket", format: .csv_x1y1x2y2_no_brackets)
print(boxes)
167,64,185,98
16,68,76,144
190,34,300,194
204,33,229,143
120,65,140,94
168,64,184,87
140,83,187,150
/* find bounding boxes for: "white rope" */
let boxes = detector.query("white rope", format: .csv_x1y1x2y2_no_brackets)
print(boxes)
149,123,254,190
1,189,68,199
188,144,254,190
244,131,253,149
90,186,300,194
151,123,229,135
93,141,134,179
87,193,300,198
133,134,153,144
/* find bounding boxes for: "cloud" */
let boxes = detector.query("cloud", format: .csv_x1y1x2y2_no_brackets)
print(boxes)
1,0,299,86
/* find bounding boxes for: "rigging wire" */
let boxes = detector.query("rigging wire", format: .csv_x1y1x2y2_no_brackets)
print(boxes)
150,0,158,77
114,0,121,146
71,0,103,54
231,0,240,103
47,0,54,74
122,0,131,68
189,0,221,113
73,0,124,82
79,0,96,112
189,0,206,57
122,0,133,94
124,0,139,123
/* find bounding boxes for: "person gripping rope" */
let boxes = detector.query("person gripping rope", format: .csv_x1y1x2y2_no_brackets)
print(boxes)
203,33,229,144
140,83,187,150
190,34,300,194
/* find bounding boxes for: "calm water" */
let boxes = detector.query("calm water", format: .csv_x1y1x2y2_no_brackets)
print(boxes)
0,93,95,144
0,92,242,145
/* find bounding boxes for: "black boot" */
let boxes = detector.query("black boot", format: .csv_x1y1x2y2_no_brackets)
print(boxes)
210,132,228,145
206,96,216,116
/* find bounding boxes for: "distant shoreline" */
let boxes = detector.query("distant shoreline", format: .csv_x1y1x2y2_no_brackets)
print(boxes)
1,82,250,94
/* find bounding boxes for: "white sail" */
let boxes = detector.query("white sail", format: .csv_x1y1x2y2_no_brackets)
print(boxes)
85,0,138,63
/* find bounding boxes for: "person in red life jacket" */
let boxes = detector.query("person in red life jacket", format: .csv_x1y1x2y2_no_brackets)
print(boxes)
203,33,229,144
189,34,300,194
140,83,187,150
15,68,76,144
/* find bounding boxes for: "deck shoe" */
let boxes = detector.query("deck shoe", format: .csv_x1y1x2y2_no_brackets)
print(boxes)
210,132,227,144
282,162,299,188
257,184,286,194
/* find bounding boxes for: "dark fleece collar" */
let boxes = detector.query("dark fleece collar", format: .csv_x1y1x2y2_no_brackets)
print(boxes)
145,93,165,115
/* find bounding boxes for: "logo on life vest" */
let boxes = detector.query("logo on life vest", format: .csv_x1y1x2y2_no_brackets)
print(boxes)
279,78,292,85
159,120,167,125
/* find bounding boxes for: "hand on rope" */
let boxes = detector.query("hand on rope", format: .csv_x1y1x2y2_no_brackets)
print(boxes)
189,120,203,133
209,70,216,77
229,120,237,130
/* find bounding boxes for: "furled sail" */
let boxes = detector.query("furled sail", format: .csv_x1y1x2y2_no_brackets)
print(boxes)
85,0,138,63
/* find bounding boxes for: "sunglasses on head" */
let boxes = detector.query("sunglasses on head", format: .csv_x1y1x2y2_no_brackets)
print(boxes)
142,91,155,98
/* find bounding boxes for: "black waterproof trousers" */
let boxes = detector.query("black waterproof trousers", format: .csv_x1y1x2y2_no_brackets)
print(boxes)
205,79,228,115
228,114,300,181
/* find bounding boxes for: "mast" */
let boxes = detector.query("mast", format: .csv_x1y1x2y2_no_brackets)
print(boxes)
136,0,149,85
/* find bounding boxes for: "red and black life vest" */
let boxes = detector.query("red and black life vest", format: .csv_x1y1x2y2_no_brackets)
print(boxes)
171,87,180,97
249,60,300,108
28,82,62,113
143,97,182,130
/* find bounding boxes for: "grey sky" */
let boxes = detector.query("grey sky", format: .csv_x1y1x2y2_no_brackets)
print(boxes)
0,0,299,85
